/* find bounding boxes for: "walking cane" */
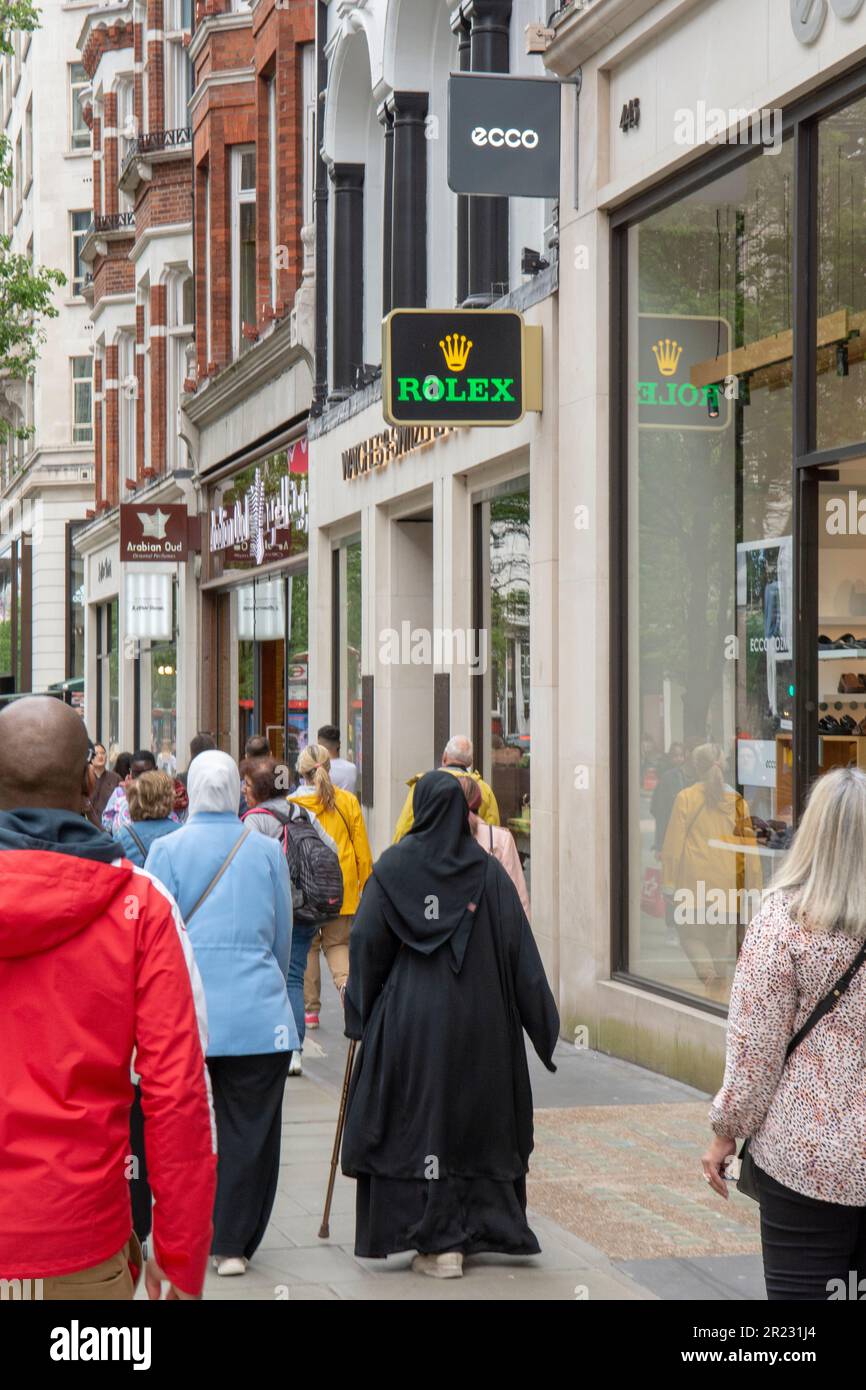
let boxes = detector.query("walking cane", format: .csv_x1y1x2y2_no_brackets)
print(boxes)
318,1039,357,1239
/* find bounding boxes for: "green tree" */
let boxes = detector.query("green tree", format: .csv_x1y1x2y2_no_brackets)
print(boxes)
0,3,66,445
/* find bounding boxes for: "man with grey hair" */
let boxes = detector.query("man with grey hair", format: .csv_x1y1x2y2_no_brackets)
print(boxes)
392,733,499,842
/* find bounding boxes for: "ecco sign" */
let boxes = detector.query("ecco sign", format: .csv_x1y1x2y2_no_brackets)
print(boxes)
448,73,560,199
471,126,539,149
791,0,865,45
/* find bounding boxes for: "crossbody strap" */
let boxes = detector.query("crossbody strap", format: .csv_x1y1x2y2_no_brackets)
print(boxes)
125,823,147,859
785,936,866,1061
186,826,251,924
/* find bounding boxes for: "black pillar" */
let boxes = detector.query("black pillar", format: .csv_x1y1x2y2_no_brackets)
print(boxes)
452,7,471,306
379,102,394,319
389,90,428,309
329,162,364,398
466,0,512,307
312,0,329,415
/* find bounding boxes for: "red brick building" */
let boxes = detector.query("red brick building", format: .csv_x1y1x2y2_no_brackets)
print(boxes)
184,0,316,758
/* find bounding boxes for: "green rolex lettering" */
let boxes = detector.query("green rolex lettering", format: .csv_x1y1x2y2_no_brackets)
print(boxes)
489,378,515,403
397,378,422,401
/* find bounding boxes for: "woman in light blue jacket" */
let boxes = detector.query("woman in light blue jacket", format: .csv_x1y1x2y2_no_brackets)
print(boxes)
145,750,297,1279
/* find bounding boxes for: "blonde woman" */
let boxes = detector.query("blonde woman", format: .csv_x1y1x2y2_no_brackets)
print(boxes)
285,744,372,1075
703,766,866,1300
117,771,180,868
660,743,761,1001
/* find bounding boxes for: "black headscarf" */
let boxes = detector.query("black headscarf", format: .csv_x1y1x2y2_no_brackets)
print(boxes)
372,770,489,971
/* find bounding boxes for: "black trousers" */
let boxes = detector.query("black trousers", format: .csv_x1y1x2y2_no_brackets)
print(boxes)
756,1163,866,1300
129,1085,152,1243
206,1052,289,1261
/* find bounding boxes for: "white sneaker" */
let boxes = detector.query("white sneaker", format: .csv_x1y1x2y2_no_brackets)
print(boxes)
411,1252,464,1279
214,1256,247,1277
288,1051,303,1077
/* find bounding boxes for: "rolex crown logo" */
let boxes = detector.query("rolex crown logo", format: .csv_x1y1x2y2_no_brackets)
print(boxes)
439,333,473,372
651,338,683,377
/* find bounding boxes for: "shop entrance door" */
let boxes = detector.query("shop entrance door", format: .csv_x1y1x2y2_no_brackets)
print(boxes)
796,461,866,807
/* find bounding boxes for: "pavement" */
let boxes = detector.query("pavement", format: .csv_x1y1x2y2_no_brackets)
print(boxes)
149,989,765,1302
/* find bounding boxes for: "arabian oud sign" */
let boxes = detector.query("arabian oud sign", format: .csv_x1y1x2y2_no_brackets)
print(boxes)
382,309,541,428
120,504,189,562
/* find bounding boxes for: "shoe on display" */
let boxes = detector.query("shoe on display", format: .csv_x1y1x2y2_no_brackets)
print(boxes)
838,673,866,693
819,716,843,733
840,715,858,733
305,1012,319,1029
411,1252,464,1279
288,1051,303,1077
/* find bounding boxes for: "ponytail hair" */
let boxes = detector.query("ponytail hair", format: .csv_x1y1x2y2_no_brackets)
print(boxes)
297,743,337,813
693,743,725,808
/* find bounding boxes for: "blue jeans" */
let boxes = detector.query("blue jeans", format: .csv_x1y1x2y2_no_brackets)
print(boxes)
287,922,319,1051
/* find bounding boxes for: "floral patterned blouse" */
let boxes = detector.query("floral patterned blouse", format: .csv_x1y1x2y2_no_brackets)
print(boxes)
710,892,866,1206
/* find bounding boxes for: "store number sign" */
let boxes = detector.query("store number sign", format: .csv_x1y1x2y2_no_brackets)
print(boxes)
382,309,533,428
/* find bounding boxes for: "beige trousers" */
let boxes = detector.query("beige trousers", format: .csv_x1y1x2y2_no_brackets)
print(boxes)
7,1234,142,1301
303,916,352,1013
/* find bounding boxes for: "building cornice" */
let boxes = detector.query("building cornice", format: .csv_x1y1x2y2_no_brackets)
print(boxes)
76,0,135,57
543,0,664,75
128,220,192,265
188,9,253,63
183,316,311,432
189,65,256,117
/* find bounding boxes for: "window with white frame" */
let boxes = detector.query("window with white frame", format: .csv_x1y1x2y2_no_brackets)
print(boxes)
71,211,90,295
70,63,89,152
302,43,316,230
164,0,194,131
118,333,136,487
165,271,193,471
117,79,135,211
204,168,212,363
142,290,151,470
72,356,93,444
231,146,256,357
14,130,22,214
268,77,277,307
24,101,32,192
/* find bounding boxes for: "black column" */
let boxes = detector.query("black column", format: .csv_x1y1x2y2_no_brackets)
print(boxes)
452,6,471,306
390,90,428,309
466,0,512,307
379,102,394,319
329,162,364,398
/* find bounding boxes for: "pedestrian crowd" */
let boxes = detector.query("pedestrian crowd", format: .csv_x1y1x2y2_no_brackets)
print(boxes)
0,697,553,1299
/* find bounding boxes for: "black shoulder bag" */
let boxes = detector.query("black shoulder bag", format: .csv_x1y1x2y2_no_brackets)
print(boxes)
737,935,866,1200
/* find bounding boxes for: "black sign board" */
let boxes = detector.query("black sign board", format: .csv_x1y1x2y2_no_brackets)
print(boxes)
448,72,561,200
382,309,526,427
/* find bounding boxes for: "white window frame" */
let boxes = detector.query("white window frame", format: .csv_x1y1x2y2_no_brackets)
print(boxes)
118,332,136,487
302,43,316,230
164,0,193,132
69,62,89,152
116,77,135,211
71,355,93,445
71,210,90,296
165,270,193,472
24,100,32,195
268,77,277,307
231,145,256,358
142,290,151,471
204,169,212,363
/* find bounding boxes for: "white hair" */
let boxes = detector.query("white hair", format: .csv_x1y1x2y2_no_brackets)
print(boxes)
771,766,866,939
443,735,473,768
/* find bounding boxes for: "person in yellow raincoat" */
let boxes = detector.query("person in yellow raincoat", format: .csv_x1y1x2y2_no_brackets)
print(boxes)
392,735,499,842
661,742,762,1002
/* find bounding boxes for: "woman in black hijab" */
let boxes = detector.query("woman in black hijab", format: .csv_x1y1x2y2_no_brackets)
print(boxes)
341,770,559,1279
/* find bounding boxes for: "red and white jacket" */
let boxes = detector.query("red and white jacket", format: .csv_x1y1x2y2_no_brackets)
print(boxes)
0,809,217,1295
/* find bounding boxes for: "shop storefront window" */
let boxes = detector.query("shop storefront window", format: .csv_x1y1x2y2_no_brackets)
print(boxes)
338,538,363,778
67,523,85,679
0,547,13,689
96,600,120,758
476,482,531,887
817,94,866,453
626,142,795,1008
146,578,178,767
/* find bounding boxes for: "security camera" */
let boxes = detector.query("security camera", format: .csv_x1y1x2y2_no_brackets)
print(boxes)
525,22,555,54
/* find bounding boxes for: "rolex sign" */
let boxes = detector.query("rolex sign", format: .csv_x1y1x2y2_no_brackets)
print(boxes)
383,309,539,428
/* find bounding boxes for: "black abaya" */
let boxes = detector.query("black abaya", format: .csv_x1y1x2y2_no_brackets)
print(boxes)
342,778,559,1258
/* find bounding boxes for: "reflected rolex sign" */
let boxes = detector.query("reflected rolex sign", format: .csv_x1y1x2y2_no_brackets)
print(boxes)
382,309,541,427
637,314,732,432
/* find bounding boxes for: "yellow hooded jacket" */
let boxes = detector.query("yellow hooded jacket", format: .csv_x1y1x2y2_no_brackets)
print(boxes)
286,786,373,915
392,766,500,843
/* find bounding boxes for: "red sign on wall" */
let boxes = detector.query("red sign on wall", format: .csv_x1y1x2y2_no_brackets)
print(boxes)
120,504,190,562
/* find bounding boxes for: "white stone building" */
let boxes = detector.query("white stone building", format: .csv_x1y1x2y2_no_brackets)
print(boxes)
0,0,95,699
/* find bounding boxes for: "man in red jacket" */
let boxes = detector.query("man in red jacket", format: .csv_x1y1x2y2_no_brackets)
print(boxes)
0,697,217,1300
